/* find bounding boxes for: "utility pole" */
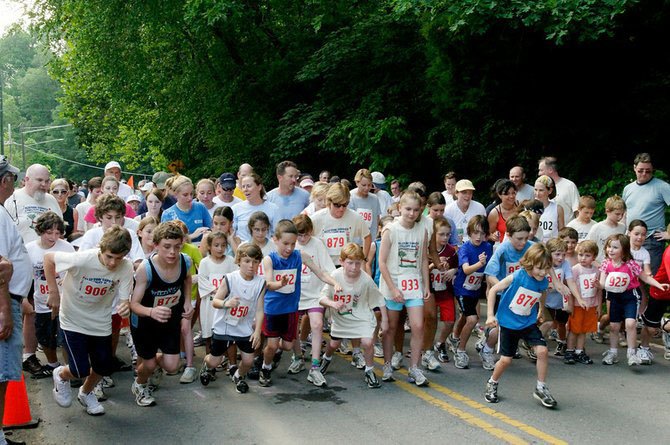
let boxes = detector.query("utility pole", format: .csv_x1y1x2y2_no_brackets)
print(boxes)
1,72,4,156
7,124,11,161
21,124,25,171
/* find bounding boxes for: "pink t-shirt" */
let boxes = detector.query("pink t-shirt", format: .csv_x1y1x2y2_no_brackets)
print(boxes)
599,259,641,292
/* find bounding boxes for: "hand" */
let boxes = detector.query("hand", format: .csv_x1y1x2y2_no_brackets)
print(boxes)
577,299,587,309
333,281,343,293
279,274,289,287
150,305,172,323
116,301,130,318
251,331,262,349
653,230,669,242
537,314,545,324
333,300,346,311
424,290,432,300
0,305,13,341
192,227,210,239
445,268,457,282
225,296,241,308
485,315,497,328
478,252,487,265
658,283,670,292
46,292,60,320
391,287,404,303
0,257,12,285
182,304,194,320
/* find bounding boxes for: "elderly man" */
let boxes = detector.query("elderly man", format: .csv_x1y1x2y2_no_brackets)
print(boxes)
538,156,580,223
622,153,670,274
233,163,253,201
104,161,133,200
509,166,535,202
11,164,62,245
266,160,310,220
0,156,33,445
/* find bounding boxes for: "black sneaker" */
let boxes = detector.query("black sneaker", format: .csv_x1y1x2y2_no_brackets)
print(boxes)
554,341,566,357
259,368,272,387
513,349,522,359
485,380,499,403
22,354,43,375
575,351,593,364
365,369,381,389
534,385,557,408
319,357,332,375
247,366,260,380
234,375,249,394
271,351,283,370
563,350,576,365
199,366,216,386
434,343,449,363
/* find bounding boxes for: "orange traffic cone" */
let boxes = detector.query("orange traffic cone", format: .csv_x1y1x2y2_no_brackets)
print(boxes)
3,373,39,430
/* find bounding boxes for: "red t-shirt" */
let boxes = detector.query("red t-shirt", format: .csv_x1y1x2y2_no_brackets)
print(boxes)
651,246,670,300
431,243,458,302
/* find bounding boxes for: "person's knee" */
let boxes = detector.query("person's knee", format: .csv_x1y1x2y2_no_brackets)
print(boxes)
535,346,548,359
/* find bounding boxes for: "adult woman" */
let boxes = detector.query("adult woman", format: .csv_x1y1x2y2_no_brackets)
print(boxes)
161,176,212,244
135,187,165,221
534,175,564,242
50,178,75,239
231,172,280,243
487,179,518,243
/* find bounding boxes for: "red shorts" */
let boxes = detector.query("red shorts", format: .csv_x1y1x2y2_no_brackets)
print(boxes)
568,306,598,334
262,312,299,342
436,297,456,323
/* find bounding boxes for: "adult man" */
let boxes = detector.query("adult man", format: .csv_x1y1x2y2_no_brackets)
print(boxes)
371,171,393,216
104,161,133,200
266,161,310,220
509,166,535,202
390,180,402,203
213,173,241,208
622,153,670,274
0,156,33,445
234,163,253,201
538,156,580,223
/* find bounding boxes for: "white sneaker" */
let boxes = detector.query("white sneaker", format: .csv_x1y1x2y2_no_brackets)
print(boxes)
627,351,641,366
307,368,327,387
179,366,197,384
78,387,105,415
602,350,619,365
92,381,107,401
454,351,470,369
149,367,163,390
101,375,115,388
479,349,496,371
373,343,384,358
637,347,653,365
287,356,306,374
132,380,156,407
351,351,366,369
338,339,353,355
382,363,395,382
52,366,72,407
421,350,441,371
391,351,403,370
407,367,428,386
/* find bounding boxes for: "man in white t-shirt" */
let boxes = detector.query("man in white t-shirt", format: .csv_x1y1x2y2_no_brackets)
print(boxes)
213,172,242,208
266,160,310,220
444,179,486,246
104,161,133,200
538,156,580,223
509,166,535,203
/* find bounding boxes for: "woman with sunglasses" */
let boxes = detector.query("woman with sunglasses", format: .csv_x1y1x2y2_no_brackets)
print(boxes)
50,178,75,239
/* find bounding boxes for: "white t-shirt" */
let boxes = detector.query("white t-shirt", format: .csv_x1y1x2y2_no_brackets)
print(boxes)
55,249,134,336
320,268,383,339
555,177,580,224
0,207,33,297
78,226,145,263
11,188,62,244
213,195,242,208
26,239,75,313
212,270,266,338
348,190,382,240
198,255,238,338
567,218,596,243
441,191,455,205
238,240,276,278
586,221,626,262
380,220,427,300
515,183,535,203
374,190,394,216
444,200,486,246
297,237,335,310
117,182,134,201
310,208,371,263
631,246,651,270
539,201,559,242
75,200,94,232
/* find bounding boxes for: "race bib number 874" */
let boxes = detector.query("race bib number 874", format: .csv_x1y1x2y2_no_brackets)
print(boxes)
508,287,541,316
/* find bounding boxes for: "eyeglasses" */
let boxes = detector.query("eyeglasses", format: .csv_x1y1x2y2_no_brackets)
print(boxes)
635,168,652,174
332,202,349,208
52,189,68,195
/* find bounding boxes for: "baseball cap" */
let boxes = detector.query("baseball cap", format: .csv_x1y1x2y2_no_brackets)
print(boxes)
300,178,314,188
104,161,121,171
0,155,20,177
126,194,141,203
218,173,236,190
455,179,476,192
152,171,171,189
140,181,154,192
371,171,386,190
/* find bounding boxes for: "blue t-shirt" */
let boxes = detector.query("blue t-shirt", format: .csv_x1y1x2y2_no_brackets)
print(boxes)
622,177,670,234
497,268,549,330
545,261,572,309
484,239,532,282
264,250,302,315
453,241,492,297
266,187,310,221
161,202,212,243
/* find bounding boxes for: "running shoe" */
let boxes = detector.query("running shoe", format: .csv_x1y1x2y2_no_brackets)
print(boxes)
637,347,653,365
382,363,395,382
421,350,441,371
618,333,628,347
319,357,332,375
149,367,163,390
602,350,619,365
351,351,366,369
454,351,469,369
391,351,404,370
365,369,381,389
180,366,197,384
575,351,593,364
193,331,205,347
92,381,107,401
22,354,44,375
590,332,604,344
78,387,105,415
434,342,450,363
407,367,428,387
548,329,559,342
563,350,576,365
475,337,485,353
374,343,384,358
484,380,499,403
259,368,272,387
52,366,72,408
287,356,306,374
447,335,459,354
533,385,557,408
307,368,327,387
233,375,249,394
627,350,641,366
479,349,496,371
338,339,353,355
101,376,115,388
199,363,217,386
131,380,156,407
554,341,567,356
526,347,537,362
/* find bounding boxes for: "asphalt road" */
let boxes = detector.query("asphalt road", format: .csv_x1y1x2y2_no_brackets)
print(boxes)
12,330,670,445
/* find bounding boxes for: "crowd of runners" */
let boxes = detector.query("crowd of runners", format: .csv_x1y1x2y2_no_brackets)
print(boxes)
2,152,670,442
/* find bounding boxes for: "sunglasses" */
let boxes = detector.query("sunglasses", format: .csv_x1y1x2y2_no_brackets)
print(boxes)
222,187,234,192
331,202,349,208
52,189,68,195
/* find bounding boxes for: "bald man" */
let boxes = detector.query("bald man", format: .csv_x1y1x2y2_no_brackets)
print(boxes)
233,163,253,201
11,164,62,245
509,166,535,202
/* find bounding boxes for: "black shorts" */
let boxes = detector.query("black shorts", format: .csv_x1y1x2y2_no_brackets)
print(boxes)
211,335,254,356
62,329,114,378
547,308,570,324
642,296,670,328
131,315,181,359
457,296,479,317
498,324,546,358
35,312,62,350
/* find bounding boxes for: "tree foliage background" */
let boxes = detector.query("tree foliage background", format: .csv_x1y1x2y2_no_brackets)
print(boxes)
19,0,670,199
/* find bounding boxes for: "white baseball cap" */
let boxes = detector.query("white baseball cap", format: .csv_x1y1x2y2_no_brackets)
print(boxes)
104,161,121,171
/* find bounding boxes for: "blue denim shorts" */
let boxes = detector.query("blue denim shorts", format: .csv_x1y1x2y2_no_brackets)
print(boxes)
0,299,24,382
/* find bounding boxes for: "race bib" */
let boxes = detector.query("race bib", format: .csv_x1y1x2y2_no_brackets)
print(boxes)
357,208,373,228
300,263,312,284
153,290,182,308
463,272,484,291
430,269,447,291
579,273,597,299
508,286,541,316
257,262,265,277
274,268,298,294
605,271,629,293
333,291,354,315
505,261,520,277
398,271,422,300
547,268,563,290
223,299,252,326
36,280,50,297
78,277,114,301
324,232,346,256
210,273,225,290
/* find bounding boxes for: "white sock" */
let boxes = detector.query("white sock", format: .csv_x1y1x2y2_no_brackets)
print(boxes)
575,349,583,354
536,380,546,391
365,366,374,372
483,344,493,353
